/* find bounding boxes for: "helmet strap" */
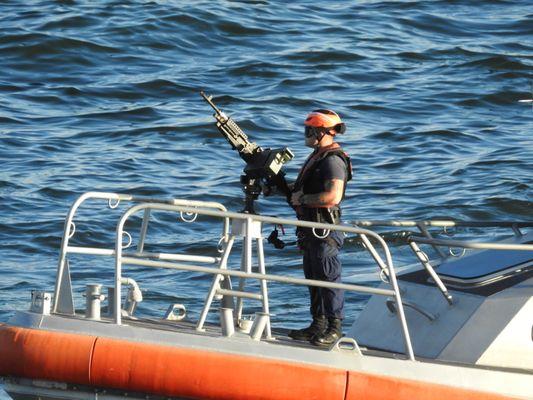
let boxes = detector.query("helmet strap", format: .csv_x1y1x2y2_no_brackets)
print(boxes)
316,130,326,144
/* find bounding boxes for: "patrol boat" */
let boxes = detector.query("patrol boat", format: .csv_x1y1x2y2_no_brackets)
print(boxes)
1,192,532,400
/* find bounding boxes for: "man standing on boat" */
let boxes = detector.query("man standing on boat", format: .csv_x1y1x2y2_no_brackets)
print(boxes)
288,109,352,346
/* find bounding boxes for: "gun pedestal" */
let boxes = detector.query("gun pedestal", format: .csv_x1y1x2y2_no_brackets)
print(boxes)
195,216,273,341
240,174,262,214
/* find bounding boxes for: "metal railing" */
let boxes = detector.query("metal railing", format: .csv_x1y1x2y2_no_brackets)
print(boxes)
52,192,230,315
114,202,415,360
350,219,533,304
51,193,532,363
352,219,533,257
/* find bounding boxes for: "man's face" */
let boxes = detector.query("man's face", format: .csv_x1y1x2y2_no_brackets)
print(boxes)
305,133,318,148
304,126,320,148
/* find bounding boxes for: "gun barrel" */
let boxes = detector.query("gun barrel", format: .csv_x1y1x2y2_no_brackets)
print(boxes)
200,91,223,115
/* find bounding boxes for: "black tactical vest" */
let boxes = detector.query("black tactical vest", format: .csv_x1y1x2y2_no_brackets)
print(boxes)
294,146,352,224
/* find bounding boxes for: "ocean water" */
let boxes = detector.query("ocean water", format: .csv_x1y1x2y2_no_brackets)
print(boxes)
0,1,532,398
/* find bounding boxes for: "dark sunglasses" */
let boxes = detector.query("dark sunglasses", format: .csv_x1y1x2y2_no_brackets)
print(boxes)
304,126,326,138
305,123,346,138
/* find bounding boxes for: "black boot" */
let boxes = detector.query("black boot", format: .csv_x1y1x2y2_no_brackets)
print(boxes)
288,315,327,341
311,318,342,347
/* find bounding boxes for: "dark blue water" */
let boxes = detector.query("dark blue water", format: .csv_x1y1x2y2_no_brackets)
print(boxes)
0,1,532,397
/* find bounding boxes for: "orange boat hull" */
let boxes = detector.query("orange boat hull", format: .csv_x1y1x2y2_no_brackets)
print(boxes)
0,324,513,400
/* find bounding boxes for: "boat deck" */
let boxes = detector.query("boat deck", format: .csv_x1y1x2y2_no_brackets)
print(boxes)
109,314,346,352
55,312,531,375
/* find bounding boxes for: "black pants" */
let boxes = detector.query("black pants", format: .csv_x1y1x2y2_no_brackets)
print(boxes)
302,231,344,319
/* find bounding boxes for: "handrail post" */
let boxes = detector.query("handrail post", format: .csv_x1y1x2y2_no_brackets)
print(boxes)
416,222,447,259
115,219,124,325
53,214,74,314
137,208,151,253
337,219,418,359
235,217,254,322
362,234,415,360
245,217,253,274
53,193,105,313
196,236,236,331
53,192,131,313
53,194,85,314
387,258,415,361
408,240,453,305
256,236,272,339
359,233,389,277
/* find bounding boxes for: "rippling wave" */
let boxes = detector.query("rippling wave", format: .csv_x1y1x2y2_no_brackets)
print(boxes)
0,4,531,395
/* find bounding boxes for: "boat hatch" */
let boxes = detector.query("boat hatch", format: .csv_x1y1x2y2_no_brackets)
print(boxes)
437,241,532,280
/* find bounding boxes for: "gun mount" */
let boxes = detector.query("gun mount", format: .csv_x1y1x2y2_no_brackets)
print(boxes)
201,91,293,214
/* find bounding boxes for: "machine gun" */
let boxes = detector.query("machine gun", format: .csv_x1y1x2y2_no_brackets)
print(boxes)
201,91,293,214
